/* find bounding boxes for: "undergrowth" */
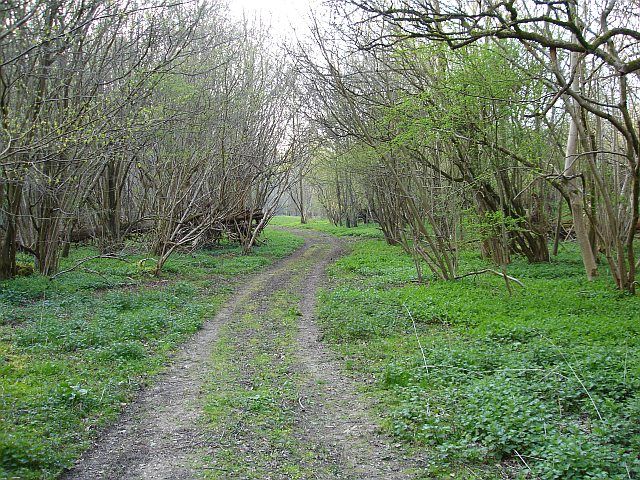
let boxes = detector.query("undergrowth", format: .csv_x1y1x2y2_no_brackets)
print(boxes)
270,215,383,239
198,247,340,478
318,239,640,479
0,229,303,480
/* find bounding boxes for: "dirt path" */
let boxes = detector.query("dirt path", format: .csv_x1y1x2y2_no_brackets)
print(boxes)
294,236,415,480
63,230,419,480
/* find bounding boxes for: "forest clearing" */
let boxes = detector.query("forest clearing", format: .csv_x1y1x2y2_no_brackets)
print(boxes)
1,0,640,479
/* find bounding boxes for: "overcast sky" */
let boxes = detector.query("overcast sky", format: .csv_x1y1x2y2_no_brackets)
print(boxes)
228,0,319,40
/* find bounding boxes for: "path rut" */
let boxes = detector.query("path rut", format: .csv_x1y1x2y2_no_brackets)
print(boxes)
63,230,418,479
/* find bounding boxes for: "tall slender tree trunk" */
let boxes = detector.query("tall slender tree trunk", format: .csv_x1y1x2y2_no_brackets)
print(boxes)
35,190,63,276
298,172,307,224
565,103,598,280
100,161,123,252
0,183,22,279
562,43,598,280
552,199,563,256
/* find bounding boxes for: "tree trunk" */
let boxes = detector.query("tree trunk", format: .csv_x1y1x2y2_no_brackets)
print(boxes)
99,161,124,252
0,183,22,280
35,192,63,276
564,48,598,280
552,199,563,256
298,172,307,224
565,144,598,278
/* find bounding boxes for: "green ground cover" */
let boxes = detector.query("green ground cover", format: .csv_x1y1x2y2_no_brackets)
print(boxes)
271,215,383,239
318,239,640,479
0,229,303,480
197,244,340,478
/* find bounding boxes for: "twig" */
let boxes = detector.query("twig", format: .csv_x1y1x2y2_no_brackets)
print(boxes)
546,337,604,422
403,302,429,374
514,449,537,478
49,254,129,280
562,352,604,422
455,269,525,288
403,302,432,416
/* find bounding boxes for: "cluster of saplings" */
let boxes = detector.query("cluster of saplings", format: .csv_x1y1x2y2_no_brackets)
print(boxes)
3,0,639,294
296,0,640,293
0,0,301,279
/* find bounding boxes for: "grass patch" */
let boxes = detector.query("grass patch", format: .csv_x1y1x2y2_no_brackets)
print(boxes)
0,228,303,480
200,298,325,478
198,243,340,478
318,239,640,479
270,215,383,239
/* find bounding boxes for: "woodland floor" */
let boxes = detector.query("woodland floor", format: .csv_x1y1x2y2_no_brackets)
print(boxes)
4,221,637,479
61,229,421,479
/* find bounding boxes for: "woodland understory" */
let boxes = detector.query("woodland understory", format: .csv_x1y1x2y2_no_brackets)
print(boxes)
1,0,639,292
1,0,640,479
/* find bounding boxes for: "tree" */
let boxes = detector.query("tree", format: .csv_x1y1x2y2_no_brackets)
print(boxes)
0,1,303,278
341,0,640,291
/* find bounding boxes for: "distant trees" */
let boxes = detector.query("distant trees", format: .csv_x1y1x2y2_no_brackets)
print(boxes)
3,0,639,292
0,1,300,279
296,0,640,292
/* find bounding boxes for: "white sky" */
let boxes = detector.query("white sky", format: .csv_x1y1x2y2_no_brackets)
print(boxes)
227,0,319,40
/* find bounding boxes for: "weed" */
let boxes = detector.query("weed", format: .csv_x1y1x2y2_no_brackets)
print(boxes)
270,215,383,239
318,238,640,479
0,228,302,479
